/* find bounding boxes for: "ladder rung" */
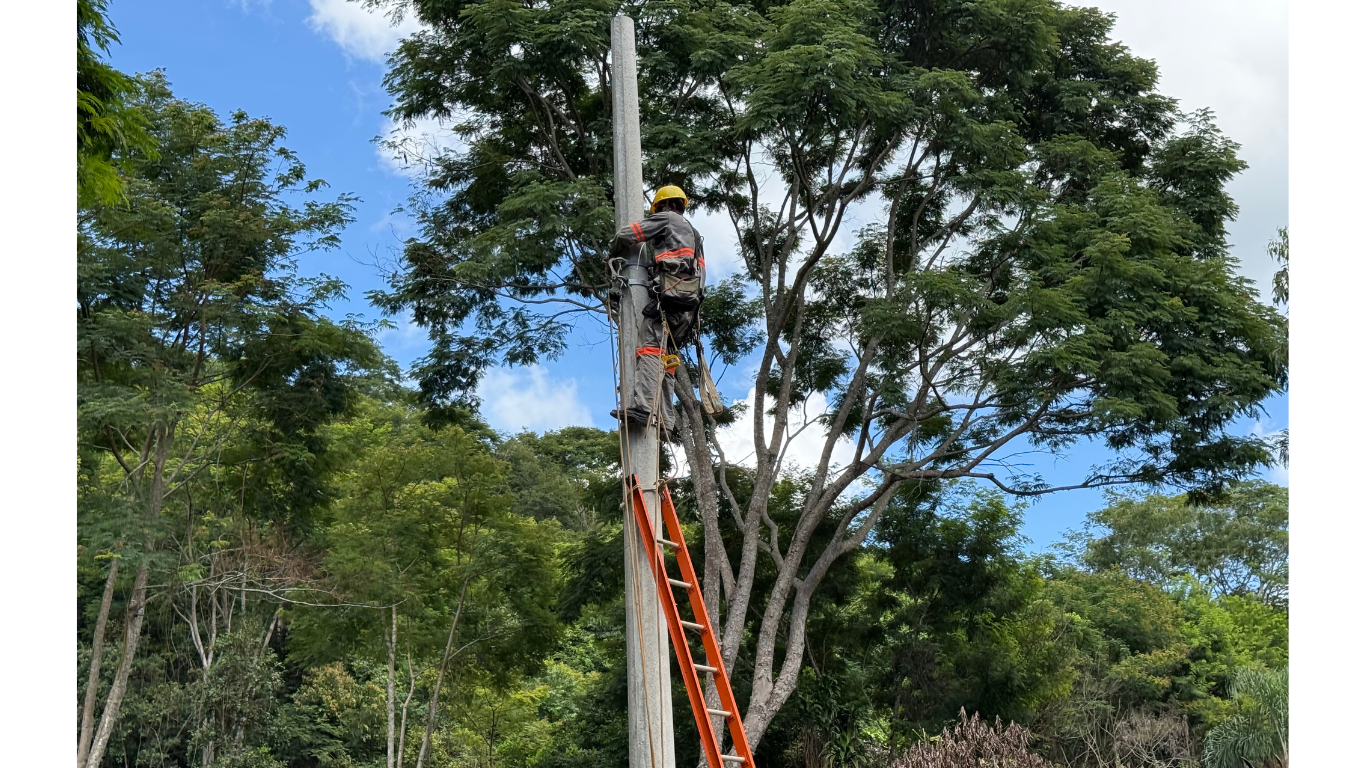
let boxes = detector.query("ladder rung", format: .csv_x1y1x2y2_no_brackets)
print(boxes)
707,708,732,718
680,620,704,632
668,578,692,589
656,537,680,548
694,664,718,673
720,757,746,764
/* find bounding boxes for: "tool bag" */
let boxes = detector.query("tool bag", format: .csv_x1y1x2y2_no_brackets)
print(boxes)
656,260,704,309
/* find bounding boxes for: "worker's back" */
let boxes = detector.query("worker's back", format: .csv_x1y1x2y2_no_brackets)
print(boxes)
614,210,706,308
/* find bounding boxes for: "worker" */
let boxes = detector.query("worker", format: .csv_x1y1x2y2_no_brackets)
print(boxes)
609,185,706,433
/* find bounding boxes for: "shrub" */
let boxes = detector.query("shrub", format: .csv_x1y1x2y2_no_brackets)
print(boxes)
893,710,1049,768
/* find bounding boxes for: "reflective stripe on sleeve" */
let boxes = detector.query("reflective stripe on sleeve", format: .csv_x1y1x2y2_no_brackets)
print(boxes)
654,247,695,261
636,346,665,357
631,222,645,242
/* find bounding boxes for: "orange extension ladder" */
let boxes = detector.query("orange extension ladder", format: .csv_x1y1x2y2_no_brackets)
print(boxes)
627,474,756,768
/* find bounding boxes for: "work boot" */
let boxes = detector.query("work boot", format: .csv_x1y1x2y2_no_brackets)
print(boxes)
610,407,652,426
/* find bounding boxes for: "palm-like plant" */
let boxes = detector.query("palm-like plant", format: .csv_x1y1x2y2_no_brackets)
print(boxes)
1202,667,1289,768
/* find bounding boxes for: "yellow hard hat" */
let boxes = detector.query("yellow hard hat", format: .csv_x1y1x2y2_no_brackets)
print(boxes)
651,185,689,212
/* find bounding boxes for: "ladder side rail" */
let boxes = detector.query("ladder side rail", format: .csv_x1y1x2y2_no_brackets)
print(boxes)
656,490,742,743
658,486,757,765
654,492,733,755
628,479,727,768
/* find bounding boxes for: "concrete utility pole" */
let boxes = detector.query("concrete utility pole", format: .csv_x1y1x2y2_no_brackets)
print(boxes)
611,14,676,768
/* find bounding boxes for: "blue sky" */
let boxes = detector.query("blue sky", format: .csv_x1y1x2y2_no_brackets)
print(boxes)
106,0,1289,551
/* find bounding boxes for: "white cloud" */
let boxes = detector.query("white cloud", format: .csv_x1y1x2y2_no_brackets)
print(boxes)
306,0,423,63
377,114,469,177
713,386,856,474
689,208,743,280
1268,463,1288,485
375,311,427,356
476,365,596,434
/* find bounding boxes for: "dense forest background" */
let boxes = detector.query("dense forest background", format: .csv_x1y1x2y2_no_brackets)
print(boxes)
77,0,1288,766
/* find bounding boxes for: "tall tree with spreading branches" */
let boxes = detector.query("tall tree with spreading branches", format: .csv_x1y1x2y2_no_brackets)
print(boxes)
369,0,1286,749
76,73,380,768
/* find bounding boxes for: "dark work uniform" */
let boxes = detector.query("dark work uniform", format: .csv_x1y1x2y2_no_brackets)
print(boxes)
610,210,706,429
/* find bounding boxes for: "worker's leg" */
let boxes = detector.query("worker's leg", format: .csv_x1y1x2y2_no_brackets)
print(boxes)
658,307,690,434
630,307,666,420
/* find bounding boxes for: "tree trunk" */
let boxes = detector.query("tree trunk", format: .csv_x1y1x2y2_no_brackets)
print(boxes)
86,422,172,768
414,580,469,768
397,647,416,768
83,562,149,768
387,605,397,768
78,557,119,768
673,365,733,761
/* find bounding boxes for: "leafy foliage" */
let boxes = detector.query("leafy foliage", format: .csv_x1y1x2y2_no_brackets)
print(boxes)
1202,667,1288,768
78,71,381,506
77,0,156,205
1066,481,1288,605
76,73,384,768
1268,228,1288,309
1266,227,1288,465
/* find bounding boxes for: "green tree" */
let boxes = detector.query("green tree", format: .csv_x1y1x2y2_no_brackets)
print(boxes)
377,0,1283,748
76,73,380,768
1032,566,1194,767
1069,482,1288,606
1268,228,1288,310
296,402,562,768
77,0,155,205
1030,554,1287,766
755,485,1074,765
496,426,623,531
368,0,1284,743
870,489,1074,750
